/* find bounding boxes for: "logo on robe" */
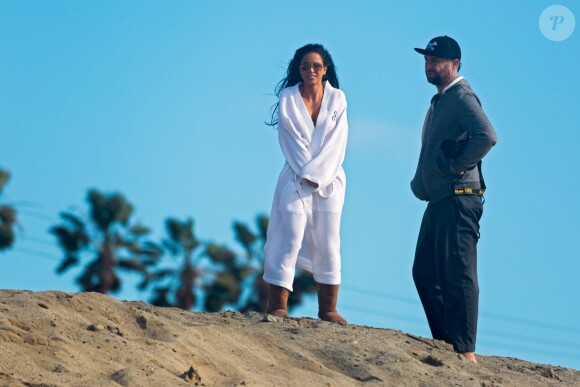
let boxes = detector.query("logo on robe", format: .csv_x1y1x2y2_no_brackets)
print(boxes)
332,111,337,121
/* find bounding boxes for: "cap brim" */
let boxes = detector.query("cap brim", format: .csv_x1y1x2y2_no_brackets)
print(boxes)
414,48,456,59
414,48,429,55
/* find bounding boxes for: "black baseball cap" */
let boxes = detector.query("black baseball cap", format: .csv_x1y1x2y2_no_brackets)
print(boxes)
414,36,461,61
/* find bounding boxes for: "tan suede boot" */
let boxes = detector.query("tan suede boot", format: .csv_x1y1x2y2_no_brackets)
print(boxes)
267,285,290,317
317,283,347,324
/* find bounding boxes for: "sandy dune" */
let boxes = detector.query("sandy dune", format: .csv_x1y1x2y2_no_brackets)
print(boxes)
0,290,578,386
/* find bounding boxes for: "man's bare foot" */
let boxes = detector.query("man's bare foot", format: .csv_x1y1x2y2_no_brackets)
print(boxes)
459,352,477,363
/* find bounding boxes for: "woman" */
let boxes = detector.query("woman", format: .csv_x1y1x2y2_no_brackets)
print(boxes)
263,44,348,324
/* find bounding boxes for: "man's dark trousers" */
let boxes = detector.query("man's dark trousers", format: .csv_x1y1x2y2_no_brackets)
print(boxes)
412,194,483,353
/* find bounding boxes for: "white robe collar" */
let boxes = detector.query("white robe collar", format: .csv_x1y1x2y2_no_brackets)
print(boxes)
291,81,332,156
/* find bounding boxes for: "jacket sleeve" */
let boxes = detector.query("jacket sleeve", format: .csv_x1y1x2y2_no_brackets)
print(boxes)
411,157,429,201
300,94,348,189
451,92,498,173
410,109,431,201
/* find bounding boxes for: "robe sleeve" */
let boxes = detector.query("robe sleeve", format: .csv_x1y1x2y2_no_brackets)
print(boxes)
277,108,312,176
300,94,348,189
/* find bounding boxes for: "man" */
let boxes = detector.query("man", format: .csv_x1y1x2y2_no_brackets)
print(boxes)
410,36,498,363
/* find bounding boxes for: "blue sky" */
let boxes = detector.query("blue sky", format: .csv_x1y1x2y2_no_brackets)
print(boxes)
1,1,579,370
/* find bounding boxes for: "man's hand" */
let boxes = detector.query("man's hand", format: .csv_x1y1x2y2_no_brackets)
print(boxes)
437,157,464,176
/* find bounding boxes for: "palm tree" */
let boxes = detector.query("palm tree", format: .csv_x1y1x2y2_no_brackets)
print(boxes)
140,217,205,310
203,241,243,312
51,189,162,294
0,169,17,251
143,214,316,314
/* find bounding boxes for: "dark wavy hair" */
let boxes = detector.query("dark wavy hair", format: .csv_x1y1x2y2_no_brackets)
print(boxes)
266,43,340,127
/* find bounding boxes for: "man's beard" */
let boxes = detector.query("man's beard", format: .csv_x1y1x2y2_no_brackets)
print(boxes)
427,73,443,85
426,68,452,86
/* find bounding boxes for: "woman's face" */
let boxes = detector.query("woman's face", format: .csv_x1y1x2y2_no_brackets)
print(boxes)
299,52,327,86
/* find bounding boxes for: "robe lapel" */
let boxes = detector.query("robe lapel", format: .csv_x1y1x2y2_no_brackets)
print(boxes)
310,81,332,156
294,84,316,142
293,81,333,156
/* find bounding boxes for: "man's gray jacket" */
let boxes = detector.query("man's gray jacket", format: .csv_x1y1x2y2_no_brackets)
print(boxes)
411,78,498,203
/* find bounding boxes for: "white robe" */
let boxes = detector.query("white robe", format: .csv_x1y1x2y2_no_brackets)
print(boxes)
263,81,348,291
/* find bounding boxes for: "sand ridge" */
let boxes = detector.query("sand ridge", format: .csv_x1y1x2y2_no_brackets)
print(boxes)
0,290,578,386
